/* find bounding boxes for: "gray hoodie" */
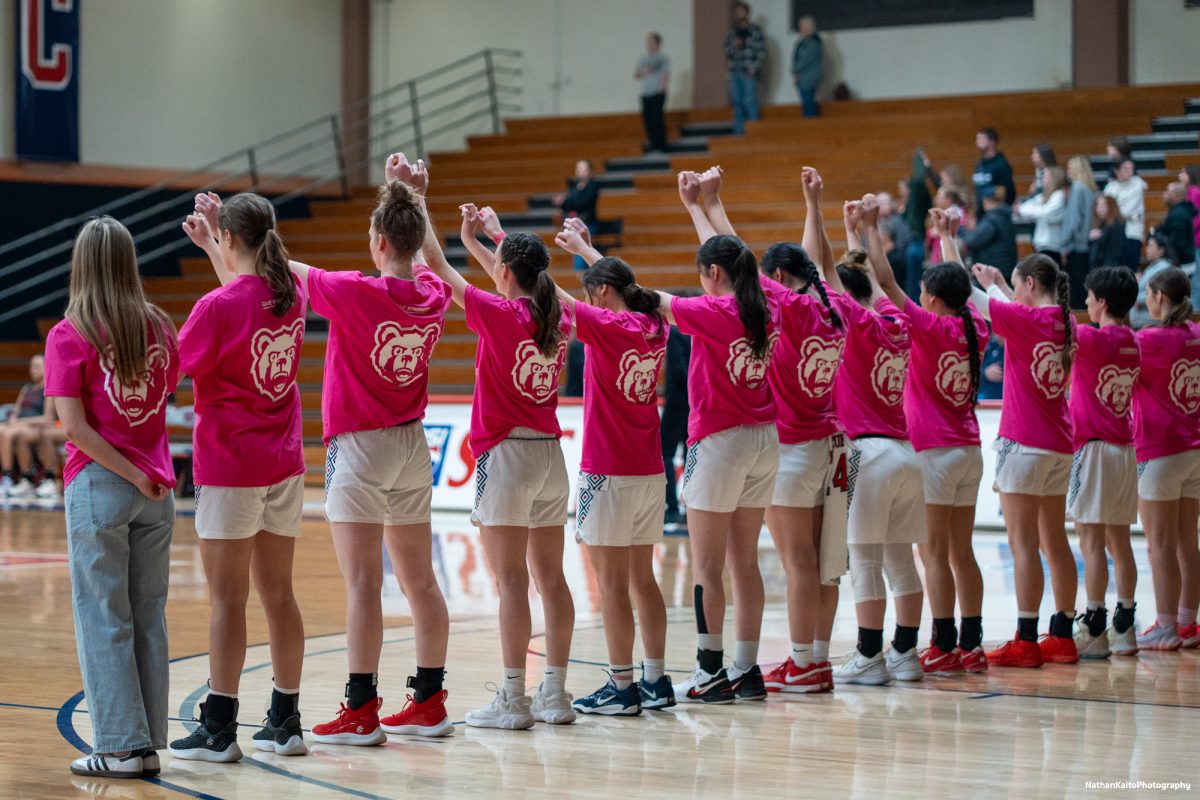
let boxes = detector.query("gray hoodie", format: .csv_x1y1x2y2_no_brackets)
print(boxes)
1058,181,1096,253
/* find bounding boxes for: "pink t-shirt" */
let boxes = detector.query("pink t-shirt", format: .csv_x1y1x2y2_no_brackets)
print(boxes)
574,302,668,475
1069,324,1140,450
832,296,911,440
760,275,844,444
989,299,1073,454
307,266,450,444
670,292,780,445
44,319,180,488
178,274,307,487
902,298,988,451
464,284,573,456
1132,323,1200,462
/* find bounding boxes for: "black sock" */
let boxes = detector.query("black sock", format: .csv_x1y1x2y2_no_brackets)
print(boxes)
959,616,983,651
1017,616,1039,642
932,618,958,653
697,648,723,674
1049,611,1074,639
1084,607,1108,637
1114,602,1136,634
893,624,919,654
858,627,884,658
204,693,238,730
270,688,299,723
409,667,445,704
43,469,57,480
346,673,377,710
22,470,36,481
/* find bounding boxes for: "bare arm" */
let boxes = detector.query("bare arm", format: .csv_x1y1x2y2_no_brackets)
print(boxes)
933,207,965,266
679,172,719,244
800,167,842,292
698,167,737,236
182,214,235,286
460,204,500,278
842,201,864,252
655,291,678,325
861,194,905,307
56,396,168,499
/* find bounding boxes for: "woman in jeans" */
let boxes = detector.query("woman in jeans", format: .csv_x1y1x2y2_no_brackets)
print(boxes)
45,216,179,779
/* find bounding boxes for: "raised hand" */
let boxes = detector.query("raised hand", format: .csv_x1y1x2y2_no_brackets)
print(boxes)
477,206,504,241
460,203,482,239
554,224,588,255
182,213,216,251
385,152,410,183
563,216,591,246
408,158,429,194
945,206,962,236
698,166,724,202
860,193,880,226
843,200,863,229
801,167,822,204
972,263,1001,288
930,207,952,237
194,192,221,233
677,171,701,206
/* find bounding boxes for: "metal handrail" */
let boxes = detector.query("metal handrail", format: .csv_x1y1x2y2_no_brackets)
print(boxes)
0,48,522,327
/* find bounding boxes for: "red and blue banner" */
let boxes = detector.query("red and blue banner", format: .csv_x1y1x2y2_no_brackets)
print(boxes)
16,0,78,162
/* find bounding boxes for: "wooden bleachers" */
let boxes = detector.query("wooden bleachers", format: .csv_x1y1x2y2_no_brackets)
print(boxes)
7,84,1200,484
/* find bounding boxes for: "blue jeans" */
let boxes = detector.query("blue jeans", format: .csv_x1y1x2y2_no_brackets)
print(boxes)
66,462,174,753
729,73,760,134
798,84,819,117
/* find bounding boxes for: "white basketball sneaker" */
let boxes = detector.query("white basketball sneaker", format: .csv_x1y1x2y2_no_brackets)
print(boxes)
1137,622,1182,652
1074,625,1111,659
1108,626,1138,656
833,650,891,685
464,684,534,730
531,683,576,725
885,647,924,681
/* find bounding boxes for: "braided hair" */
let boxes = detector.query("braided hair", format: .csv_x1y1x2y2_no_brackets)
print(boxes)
761,241,842,329
921,262,980,405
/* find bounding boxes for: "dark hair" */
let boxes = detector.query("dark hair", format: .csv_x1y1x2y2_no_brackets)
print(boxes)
1185,165,1200,187
582,257,665,336
978,127,999,143
372,180,425,258
1148,267,1192,327
1034,144,1057,167
834,249,872,302
1014,253,1073,374
500,232,563,357
941,188,966,208
922,262,980,405
1109,136,1133,159
697,234,771,358
761,241,842,329
1084,266,1138,320
734,1,750,11
649,32,662,44
218,193,295,317
1113,156,1135,174
1147,230,1180,267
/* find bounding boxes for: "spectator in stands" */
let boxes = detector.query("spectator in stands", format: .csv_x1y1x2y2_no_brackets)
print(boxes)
977,332,1005,401
926,186,969,265
791,15,822,118
1025,144,1057,200
1059,156,1098,308
1179,165,1200,251
1130,230,1177,329
1014,165,1066,267
635,33,670,153
1103,157,1148,270
900,148,935,298
1107,136,1133,177
1160,181,1197,271
554,160,600,270
661,312,693,526
0,355,55,498
724,1,766,134
959,185,1017,280
1089,194,1127,273
877,191,911,285
36,398,69,493
972,127,1015,217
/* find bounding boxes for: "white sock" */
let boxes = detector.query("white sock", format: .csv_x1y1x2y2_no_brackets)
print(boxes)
1117,597,1134,609
611,665,635,691
502,668,526,696
790,642,813,666
543,665,567,695
697,633,723,652
273,684,299,695
813,640,830,662
1178,607,1198,628
733,640,759,672
1156,613,1176,629
208,688,237,699
1086,600,1102,611
642,659,665,682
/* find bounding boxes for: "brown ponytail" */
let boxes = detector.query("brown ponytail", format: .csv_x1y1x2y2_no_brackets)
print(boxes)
698,234,771,358
501,232,563,357
581,256,665,336
1148,267,1193,327
218,193,296,317
1015,252,1073,375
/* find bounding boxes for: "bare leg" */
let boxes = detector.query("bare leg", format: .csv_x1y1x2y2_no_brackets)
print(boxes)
726,506,767,644
1000,493,1044,616
1138,499,1180,617
947,505,983,616
1038,495,1077,615
1176,498,1200,615
687,509,731,637
587,545,635,667
765,505,819,645
629,544,667,660
385,522,449,667
199,537,255,694
330,522,384,673
479,525,531,670
1104,524,1137,603
250,532,304,689
918,504,955,618
528,525,574,668
1077,523,1108,606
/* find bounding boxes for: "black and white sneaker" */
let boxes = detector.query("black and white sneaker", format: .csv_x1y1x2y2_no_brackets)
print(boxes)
70,751,145,779
252,713,308,756
673,665,736,704
168,702,243,763
727,664,767,701
140,748,161,776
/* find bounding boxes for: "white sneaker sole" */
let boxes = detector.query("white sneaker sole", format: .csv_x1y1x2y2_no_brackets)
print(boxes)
834,671,891,686
640,696,676,709
773,682,824,694
572,702,640,716
70,758,143,779
464,713,535,730
889,670,924,682
168,742,244,763
253,735,308,756
532,709,577,724
380,718,454,737
310,728,389,746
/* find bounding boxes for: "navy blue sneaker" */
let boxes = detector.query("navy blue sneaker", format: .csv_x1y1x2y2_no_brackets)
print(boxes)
639,674,676,710
727,664,767,702
572,678,641,716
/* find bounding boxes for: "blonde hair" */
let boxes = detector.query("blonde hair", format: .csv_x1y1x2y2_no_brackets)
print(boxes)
1068,156,1097,192
65,217,176,386
1042,166,1066,198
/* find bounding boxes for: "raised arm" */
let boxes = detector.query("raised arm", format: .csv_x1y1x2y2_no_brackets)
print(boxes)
655,290,678,325
552,218,605,311
679,171,719,244
843,200,864,252
698,166,737,237
400,159,468,308
801,167,843,293
861,193,905,307
932,207,965,266
181,212,235,286
459,203,500,277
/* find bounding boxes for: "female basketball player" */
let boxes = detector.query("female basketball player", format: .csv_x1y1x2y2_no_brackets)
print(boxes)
658,170,780,704
971,255,1078,667
170,193,308,761
281,155,453,743
871,208,988,675
46,217,178,779
1069,266,1141,658
1132,267,1200,651
415,162,577,729
828,197,926,686
552,219,674,715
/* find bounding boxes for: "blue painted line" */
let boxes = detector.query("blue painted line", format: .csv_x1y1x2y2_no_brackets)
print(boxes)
0,700,61,712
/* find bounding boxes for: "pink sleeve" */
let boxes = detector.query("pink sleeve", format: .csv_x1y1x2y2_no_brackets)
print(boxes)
43,324,85,398
178,299,221,378
988,297,1021,340
670,295,710,337
305,267,340,321
464,284,500,334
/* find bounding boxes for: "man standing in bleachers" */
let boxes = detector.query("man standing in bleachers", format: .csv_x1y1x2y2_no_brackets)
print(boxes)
972,127,1016,217
635,33,671,153
725,2,766,134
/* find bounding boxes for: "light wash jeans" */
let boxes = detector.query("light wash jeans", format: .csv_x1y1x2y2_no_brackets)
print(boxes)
66,462,174,753
729,73,760,134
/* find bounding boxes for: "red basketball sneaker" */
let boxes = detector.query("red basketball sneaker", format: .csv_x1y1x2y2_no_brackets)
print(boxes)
986,636,1044,668
1179,623,1199,649
310,698,388,746
763,658,824,693
1039,634,1080,664
918,645,964,676
380,691,454,737
818,661,834,693
957,646,989,673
